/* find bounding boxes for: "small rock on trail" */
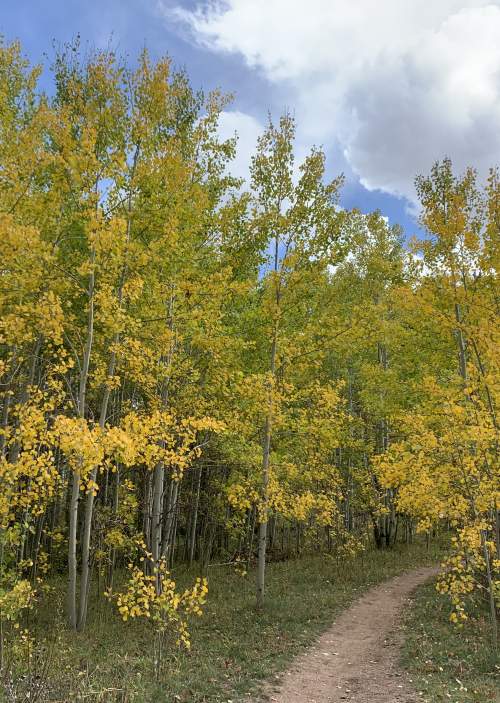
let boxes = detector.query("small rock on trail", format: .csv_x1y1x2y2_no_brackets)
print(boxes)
264,566,438,703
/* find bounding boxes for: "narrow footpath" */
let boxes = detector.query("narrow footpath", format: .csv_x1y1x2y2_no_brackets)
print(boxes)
265,566,438,703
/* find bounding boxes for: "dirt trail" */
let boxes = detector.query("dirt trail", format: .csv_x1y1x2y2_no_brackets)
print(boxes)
265,566,438,703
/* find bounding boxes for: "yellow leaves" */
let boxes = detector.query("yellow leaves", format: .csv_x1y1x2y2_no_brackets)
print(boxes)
76,260,95,278
0,215,60,346
0,390,62,527
434,524,490,625
373,339,499,625
102,425,139,468
116,339,157,391
94,286,125,337
187,416,226,435
275,490,336,527
228,472,338,528
90,216,127,259
51,410,223,504
83,479,99,495
54,416,104,479
118,410,224,477
227,482,259,513
35,291,65,346
104,528,128,550
122,276,144,303
376,372,498,528
233,556,248,577
107,560,208,650
0,579,35,622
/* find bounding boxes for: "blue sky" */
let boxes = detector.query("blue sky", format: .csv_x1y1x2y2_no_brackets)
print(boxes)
3,1,499,241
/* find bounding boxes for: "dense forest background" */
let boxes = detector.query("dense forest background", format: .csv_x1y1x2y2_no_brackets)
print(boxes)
0,37,498,699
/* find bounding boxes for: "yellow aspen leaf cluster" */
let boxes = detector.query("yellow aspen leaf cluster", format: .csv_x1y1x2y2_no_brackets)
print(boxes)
108,561,208,650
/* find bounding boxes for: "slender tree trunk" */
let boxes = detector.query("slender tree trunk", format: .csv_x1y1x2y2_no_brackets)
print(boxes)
77,368,113,630
30,513,45,581
151,461,164,588
170,506,179,568
0,374,13,458
189,466,202,566
68,463,81,629
107,467,120,591
161,480,179,562
257,408,272,608
68,250,95,629
143,470,152,570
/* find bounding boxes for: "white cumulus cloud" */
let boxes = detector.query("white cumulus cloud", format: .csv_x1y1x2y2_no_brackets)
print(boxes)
168,0,500,202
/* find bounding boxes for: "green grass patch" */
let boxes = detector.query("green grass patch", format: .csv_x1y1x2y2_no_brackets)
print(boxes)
400,580,499,703
4,541,443,702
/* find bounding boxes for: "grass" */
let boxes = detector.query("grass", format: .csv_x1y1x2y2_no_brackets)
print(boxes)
400,580,499,703
4,540,444,702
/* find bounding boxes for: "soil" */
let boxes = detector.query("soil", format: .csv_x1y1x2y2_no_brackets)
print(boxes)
263,566,438,703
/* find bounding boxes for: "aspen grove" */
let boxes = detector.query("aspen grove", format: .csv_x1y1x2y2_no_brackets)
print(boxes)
0,37,498,668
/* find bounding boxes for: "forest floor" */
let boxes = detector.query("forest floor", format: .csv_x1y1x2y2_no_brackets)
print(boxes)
4,540,496,702
401,581,499,703
4,542,444,702
262,566,438,703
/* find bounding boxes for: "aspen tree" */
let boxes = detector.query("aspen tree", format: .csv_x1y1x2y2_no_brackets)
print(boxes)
377,161,499,646
249,114,345,605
